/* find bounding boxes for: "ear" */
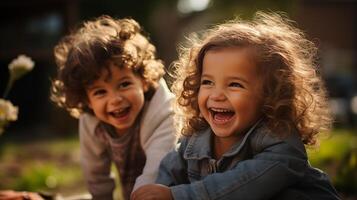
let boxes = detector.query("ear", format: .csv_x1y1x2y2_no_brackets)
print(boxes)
87,103,93,109
84,97,93,109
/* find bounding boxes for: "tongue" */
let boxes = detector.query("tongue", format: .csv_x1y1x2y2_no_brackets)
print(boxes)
214,112,234,121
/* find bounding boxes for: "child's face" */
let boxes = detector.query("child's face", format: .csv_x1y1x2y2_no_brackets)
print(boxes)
198,47,263,143
86,64,147,135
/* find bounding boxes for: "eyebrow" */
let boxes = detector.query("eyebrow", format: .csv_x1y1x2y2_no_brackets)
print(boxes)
200,74,212,79
228,76,249,84
115,75,132,81
87,85,102,91
88,75,133,89
201,74,249,84
105,74,133,83
103,71,131,81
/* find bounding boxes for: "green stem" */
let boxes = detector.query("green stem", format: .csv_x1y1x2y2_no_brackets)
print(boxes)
3,78,14,99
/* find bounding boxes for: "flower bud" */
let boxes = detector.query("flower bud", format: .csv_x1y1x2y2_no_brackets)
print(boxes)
8,54,35,81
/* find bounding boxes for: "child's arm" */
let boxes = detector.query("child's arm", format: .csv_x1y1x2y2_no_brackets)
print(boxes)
79,114,115,200
135,116,177,188
170,157,304,200
131,138,189,200
132,80,178,191
137,133,308,200
174,136,307,199
155,138,190,186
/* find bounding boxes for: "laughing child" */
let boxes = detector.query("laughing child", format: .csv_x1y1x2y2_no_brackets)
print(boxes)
51,15,177,200
131,12,341,200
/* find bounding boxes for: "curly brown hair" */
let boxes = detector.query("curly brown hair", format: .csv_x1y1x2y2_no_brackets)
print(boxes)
51,15,165,117
171,11,332,145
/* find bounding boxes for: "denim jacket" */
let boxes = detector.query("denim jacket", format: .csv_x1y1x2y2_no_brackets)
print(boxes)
156,121,341,200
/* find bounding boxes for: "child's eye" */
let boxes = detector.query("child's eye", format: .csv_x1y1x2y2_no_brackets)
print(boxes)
201,79,213,85
92,89,106,96
119,81,132,89
229,82,244,88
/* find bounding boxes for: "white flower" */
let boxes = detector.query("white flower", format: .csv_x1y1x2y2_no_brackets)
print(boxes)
1,54,33,135
0,99,18,121
0,98,18,134
8,54,35,81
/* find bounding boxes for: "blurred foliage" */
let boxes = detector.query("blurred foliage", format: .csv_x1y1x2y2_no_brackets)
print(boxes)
0,136,85,196
308,129,357,195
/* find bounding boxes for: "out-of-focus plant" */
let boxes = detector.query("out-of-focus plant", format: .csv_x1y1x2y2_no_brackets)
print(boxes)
0,55,34,135
308,130,357,196
0,99,18,134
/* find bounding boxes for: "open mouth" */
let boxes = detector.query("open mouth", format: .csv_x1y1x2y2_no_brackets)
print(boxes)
109,106,131,119
209,107,235,123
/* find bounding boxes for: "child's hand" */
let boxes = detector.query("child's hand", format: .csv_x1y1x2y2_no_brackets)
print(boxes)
0,190,44,200
131,184,173,200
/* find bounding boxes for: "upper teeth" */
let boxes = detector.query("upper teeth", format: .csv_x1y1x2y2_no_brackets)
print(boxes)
112,107,127,114
210,108,231,112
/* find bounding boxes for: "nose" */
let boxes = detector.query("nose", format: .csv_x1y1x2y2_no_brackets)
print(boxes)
109,92,123,106
209,87,226,101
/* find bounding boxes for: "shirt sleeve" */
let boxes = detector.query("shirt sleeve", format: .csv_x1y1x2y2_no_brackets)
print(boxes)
167,135,308,200
79,114,115,200
133,80,178,191
134,115,177,190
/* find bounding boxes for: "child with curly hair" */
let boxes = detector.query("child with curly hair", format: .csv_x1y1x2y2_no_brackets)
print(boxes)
51,15,177,200
131,12,341,200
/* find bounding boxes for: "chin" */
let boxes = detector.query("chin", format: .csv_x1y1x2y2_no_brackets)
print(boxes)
211,128,233,137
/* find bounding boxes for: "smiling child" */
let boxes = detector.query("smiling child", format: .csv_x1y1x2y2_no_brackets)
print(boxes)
131,11,341,200
51,15,177,200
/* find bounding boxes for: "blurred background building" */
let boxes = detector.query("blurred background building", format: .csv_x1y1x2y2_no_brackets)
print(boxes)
0,0,356,138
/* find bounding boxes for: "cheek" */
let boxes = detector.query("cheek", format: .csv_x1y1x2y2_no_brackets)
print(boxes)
232,96,253,114
132,90,146,108
243,100,263,121
86,95,105,112
197,92,203,106
88,101,101,114
197,90,209,116
139,94,145,107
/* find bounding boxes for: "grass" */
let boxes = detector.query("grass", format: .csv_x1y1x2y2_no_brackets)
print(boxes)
0,136,86,197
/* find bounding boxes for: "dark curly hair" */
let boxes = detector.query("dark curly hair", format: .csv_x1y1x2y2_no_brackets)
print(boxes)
171,11,332,146
51,15,165,117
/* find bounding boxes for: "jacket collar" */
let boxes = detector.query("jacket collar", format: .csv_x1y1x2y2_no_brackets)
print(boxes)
183,119,263,160
183,128,212,160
